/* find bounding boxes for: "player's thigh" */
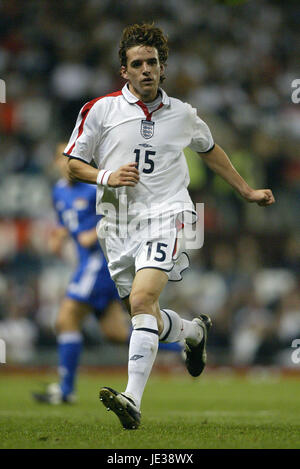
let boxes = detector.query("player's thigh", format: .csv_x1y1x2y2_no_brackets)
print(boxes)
99,300,129,341
129,268,168,330
56,297,90,331
131,268,168,300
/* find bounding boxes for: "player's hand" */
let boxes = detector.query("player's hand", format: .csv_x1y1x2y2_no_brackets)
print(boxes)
108,163,140,188
244,189,275,206
77,228,98,248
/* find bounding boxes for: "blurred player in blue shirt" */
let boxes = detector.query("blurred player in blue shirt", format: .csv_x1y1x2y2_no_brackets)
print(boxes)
33,143,129,404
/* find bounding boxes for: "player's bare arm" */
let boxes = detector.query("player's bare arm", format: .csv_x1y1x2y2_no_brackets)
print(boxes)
67,158,139,187
67,157,99,184
198,143,275,207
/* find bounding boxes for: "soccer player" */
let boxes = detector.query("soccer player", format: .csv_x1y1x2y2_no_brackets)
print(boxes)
64,24,275,428
33,144,129,404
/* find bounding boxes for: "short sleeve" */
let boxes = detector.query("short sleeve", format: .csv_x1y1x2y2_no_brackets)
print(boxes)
63,100,100,163
187,105,215,153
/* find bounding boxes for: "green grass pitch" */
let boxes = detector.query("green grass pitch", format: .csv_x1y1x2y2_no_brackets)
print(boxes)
0,370,300,449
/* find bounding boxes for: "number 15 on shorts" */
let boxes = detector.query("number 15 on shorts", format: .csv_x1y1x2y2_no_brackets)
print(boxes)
146,241,168,262
136,239,178,272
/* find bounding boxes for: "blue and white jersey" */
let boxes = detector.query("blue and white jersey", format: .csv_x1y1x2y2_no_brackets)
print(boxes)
52,179,119,312
53,180,100,264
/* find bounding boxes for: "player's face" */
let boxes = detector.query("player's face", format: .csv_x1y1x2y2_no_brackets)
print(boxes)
121,46,164,102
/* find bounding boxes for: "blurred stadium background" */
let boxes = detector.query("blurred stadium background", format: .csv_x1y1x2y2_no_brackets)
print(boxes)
0,0,299,370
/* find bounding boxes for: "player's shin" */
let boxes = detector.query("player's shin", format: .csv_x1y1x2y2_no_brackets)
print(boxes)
124,314,159,409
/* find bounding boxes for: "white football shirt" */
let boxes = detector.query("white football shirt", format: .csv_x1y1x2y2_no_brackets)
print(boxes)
64,84,214,220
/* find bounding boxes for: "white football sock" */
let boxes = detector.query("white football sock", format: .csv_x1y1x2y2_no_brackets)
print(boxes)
160,309,203,346
124,314,159,410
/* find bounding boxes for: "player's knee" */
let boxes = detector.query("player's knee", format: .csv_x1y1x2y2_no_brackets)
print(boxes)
129,290,157,316
55,315,66,333
55,310,80,333
104,327,128,343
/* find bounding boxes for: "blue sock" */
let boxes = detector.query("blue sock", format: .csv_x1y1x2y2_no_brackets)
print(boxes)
128,326,181,353
57,332,83,397
158,342,183,353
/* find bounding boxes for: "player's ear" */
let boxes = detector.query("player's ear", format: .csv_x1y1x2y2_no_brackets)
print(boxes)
159,63,165,83
120,66,128,80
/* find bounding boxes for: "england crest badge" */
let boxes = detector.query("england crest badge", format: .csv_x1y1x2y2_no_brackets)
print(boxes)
140,119,154,139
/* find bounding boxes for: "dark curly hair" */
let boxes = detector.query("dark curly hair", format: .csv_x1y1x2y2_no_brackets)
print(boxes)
119,23,169,82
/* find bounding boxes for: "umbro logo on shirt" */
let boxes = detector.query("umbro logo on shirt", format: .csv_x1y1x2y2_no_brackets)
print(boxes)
130,354,144,361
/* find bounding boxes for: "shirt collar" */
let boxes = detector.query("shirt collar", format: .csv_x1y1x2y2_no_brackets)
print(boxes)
122,83,170,107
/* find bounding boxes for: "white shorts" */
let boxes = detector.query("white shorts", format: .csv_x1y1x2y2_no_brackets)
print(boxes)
97,212,191,299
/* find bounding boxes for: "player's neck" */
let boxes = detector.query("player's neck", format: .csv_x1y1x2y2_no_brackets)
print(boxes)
128,83,159,103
